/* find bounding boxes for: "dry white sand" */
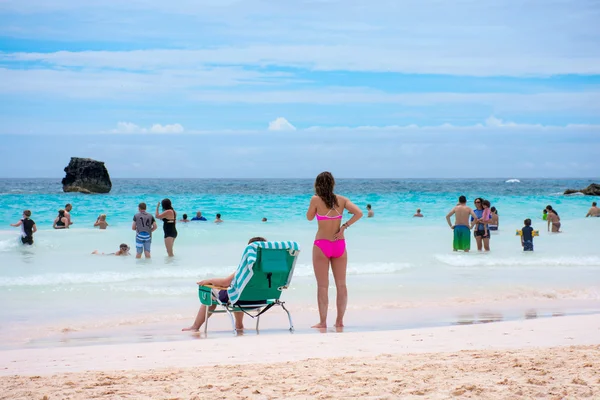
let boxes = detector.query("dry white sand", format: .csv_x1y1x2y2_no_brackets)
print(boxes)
1,314,599,399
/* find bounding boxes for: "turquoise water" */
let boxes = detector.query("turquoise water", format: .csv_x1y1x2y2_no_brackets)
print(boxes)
0,178,599,348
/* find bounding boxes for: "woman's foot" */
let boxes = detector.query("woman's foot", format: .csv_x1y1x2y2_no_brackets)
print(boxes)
311,322,327,328
181,326,199,332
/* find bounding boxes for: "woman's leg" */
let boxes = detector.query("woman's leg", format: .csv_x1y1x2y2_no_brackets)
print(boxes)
475,235,483,251
330,250,348,327
234,312,244,330
182,304,216,331
164,237,175,257
312,245,330,328
483,237,490,251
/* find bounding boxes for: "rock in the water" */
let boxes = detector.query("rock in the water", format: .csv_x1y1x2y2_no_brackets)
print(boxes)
62,157,112,194
563,183,600,196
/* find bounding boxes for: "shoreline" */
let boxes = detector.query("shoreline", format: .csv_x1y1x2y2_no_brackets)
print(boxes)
1,314,599,399
2,313,598,376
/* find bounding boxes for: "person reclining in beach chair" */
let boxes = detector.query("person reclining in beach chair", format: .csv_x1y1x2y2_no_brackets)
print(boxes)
182,237,300,333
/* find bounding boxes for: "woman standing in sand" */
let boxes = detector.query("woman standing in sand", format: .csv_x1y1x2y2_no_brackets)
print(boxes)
156,199,177,256
307,172,363,329
546,205,561,233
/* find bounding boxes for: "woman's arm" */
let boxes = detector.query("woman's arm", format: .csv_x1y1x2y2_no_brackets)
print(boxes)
341,197,363,227
156,204,173,219
32,224,37,233
10,220,22,227
197,273,235,287
306,196,318,221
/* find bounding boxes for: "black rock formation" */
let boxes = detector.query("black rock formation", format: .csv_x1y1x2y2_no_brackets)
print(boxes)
564,183,600,196
62,157,112,194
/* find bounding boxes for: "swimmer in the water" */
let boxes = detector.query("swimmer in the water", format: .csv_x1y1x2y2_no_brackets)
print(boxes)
179,214,190,223
53,209,69,229
413,208,423,217
94,214,108,229
10,210,37,245
586,202,600,217
92,243,131,256
214,213,223,223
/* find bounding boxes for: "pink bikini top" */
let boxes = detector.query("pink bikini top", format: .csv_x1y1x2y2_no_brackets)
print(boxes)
316,208,343,221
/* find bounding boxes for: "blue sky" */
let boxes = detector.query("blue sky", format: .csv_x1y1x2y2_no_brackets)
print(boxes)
0,0,599,178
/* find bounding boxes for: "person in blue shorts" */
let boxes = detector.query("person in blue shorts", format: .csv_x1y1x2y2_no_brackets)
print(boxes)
132,202,157,259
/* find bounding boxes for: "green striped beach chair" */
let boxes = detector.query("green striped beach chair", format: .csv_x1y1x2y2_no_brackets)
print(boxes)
198,241,300,334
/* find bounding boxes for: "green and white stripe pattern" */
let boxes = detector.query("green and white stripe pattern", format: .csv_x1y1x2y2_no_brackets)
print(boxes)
227,241,300,304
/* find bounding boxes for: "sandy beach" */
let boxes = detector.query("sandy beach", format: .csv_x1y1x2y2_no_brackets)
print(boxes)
1,314,599,399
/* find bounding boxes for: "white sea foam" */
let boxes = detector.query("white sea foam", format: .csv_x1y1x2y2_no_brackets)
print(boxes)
0,262,414,287
505,179,521,183
435,254,600,268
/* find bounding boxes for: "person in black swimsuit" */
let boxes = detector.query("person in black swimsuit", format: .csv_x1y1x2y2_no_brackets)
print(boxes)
156,198,177,257
53,210,69,229
11,210,37,245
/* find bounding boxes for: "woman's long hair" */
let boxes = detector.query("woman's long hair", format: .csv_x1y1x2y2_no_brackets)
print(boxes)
58,209,65,218
162,198,176,218
546,205,559,217
314,171,338,209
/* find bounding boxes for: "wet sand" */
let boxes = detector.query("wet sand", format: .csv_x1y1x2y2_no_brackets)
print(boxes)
1,314,599,399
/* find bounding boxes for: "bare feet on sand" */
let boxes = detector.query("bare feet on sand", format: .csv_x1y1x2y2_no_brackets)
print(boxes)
181,326,199,332
311,322,327,329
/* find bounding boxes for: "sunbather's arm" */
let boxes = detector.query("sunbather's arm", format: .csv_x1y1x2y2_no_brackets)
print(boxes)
197,273,235,287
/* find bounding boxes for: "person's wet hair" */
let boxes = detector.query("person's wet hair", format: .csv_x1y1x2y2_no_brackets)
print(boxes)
248,237,266,244
23,210,31,217
458,195,467,204
490,207,497,213
58,209,65,217
546,205,559,216
183,214,188,219
524,218,532,226
543,209,547,214
483,200,491,207
120,243,129,250
315,171,338,209
593,202,597,207
139,202,147,210
367,204,371,210
216,213,221,218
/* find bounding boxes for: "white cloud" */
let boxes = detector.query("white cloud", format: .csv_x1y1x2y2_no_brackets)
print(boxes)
268,117,296,131
484,116,542,128
110,122,184,134
150,123,184,133
1,1,599,76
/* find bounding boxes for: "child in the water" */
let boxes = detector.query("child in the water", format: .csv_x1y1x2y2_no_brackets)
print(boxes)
521,219,534,252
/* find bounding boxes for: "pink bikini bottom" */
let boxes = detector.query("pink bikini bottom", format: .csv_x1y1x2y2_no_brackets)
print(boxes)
314,239,346,259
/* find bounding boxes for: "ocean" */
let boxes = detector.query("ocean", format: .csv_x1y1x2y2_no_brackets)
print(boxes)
1,178,599,349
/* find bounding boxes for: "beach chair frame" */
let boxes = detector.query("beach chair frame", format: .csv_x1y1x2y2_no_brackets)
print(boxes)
198,246,299,334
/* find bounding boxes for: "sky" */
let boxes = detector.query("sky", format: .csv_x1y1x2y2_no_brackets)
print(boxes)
0,0,599,178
